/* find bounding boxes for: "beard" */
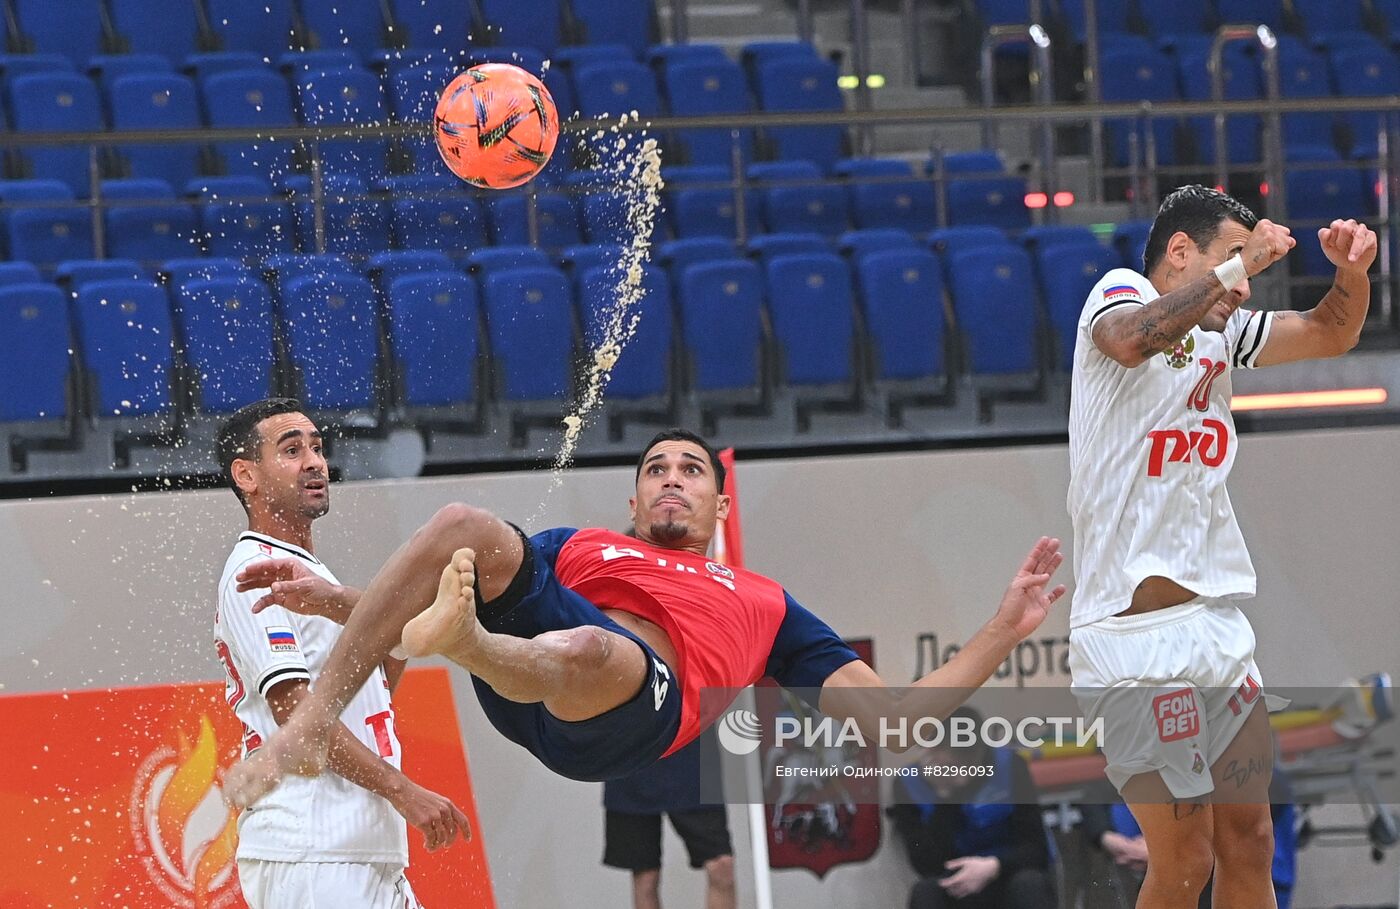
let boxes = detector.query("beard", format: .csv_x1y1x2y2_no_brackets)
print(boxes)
647,518,688,543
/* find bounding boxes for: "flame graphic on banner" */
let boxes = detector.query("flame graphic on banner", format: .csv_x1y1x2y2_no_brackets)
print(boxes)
151,715,237,905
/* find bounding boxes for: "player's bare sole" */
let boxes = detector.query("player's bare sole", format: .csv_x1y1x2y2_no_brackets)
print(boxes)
222,710,332,809
401,547,480,659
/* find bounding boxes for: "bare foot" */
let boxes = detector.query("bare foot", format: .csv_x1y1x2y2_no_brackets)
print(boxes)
222,710,332,809
401,548,479,659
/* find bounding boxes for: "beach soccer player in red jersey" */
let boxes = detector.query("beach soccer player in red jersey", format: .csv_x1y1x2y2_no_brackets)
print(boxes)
225,429,1067,805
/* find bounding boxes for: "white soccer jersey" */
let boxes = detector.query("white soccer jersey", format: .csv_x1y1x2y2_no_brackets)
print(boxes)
1067,267,1274,628
215,531,409,866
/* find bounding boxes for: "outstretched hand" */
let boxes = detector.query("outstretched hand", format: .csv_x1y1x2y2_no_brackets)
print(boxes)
237,558,348,621
992,537,1067,640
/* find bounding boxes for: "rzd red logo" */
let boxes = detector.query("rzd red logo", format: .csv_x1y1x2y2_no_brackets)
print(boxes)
1153,688,1201,742
1146,418,1230,477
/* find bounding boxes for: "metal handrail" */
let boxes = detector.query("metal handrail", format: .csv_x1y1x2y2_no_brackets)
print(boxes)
979,23,1056,210
1209,25,1281,209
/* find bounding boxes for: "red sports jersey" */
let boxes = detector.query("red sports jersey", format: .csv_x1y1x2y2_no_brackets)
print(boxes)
552,528,790,754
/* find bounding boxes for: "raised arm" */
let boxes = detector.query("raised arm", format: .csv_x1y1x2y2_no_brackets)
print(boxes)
1254,219,1377,367
1094,220,1295,368
815,538,1067,751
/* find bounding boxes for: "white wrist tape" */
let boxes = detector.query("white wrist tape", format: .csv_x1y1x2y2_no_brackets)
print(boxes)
389,644,409,660
1214,254,1247,290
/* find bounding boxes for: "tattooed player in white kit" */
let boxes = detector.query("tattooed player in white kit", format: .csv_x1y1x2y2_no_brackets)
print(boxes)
213,398,471,909
1067,186,1375,908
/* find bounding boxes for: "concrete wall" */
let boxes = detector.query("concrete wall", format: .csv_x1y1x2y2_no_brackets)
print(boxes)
2,428,1397,907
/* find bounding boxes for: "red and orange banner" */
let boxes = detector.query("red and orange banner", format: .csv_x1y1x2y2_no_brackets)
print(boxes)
0,667,494,908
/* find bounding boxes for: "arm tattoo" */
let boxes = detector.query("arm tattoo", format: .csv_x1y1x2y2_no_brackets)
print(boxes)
1103,276,1227,360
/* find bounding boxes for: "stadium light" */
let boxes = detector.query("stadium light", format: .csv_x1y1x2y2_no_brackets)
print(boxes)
1231,388,1389,411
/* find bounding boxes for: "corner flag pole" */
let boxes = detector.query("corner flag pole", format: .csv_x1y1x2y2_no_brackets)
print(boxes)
715,448,775,909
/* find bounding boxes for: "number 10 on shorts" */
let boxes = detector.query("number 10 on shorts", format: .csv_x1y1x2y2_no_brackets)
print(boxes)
1153,688,1201,742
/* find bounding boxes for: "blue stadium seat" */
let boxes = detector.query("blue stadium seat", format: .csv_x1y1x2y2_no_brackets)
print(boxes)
368,249,455,290
1328,44,1400,158
202,68,298,180
295,68,390,182
388,62,455,174
188,176,294,259
748,232,829,265
467,244,554,276
648,43,729,69
487,192,584,246
391,0,474,55
560,244,624,281
55,258,145,291
0,180,94,265
657,236,739,283
279,49,362,73
1137,0,1211,39
567,171,633,243
838,227,918,261
749,161,850,236
855,249,947,381
0,54,74,78
1113,220,1152,270
755,57,845,172
464,45,547,72
662,57,754,167
264,252,356,284
945,245,1039,374
185,52,268,81
280,273,382,409
973,0,1029,26
665,165,756,239
8,72,104,198
1035,241,1119,369
205,0,296,54
946,176,1030,230
938,149,1008,175
387,272,480,407
478,0,562,54
1224,0,1284,32
480,266,575,402
0,283,71,421
162,257,252,290
1098,43,1180,167
72,279,177,415
573,60,663,119
0,262,42,286
1377,0,1400,44
1278,38,1337,157
676,258,765,392
834,158,937,232
1285,148,1373,275
765,253,857,386
102,178,200,262
108,0,200,64
109,74,203,189
13,0,105,66
284,174,392,256
381,175,489,252
88,54,172,90
1291,0,1371,48
740,41,817,86
300,0,388,52
1020,225,1098,250
554,44,633,72
177,277,277,412
1178,44,1261,165
577,264,673,399
571,0,654,57
1055,0,1132,42
928,225,1012,258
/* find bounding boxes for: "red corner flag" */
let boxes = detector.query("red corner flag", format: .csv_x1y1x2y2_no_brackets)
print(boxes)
713,448,744,570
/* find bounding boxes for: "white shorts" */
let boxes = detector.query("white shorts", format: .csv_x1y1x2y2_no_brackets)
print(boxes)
1069,598,1276,800
237,859,424,909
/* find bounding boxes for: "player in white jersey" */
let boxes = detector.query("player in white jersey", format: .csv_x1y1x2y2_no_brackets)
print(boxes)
1068,185,1376,908
213,398,471,909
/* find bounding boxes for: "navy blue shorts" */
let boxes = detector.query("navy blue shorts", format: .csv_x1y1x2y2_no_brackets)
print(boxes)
471,526,683,782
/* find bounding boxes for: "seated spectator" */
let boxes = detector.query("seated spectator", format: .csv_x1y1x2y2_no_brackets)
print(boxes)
890,708,1055,909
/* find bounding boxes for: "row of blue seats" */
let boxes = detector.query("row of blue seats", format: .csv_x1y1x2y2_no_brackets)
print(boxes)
1099,33,1400,165
1,0,656,67
0,226,1150,427
0,42,846,196
0,152,1034,265
992,0,1400,47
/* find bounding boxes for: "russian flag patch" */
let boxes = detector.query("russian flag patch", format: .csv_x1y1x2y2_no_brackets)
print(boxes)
1103,284,1141,303
266,626,299,653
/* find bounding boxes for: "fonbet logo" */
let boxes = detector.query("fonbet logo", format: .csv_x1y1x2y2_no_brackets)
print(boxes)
717,708,763,755
129,715,241,908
